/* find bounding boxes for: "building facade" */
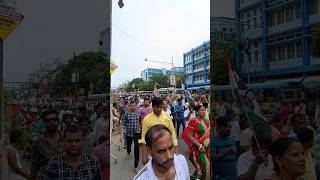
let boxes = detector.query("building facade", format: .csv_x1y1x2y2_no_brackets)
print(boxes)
171,67,185,75
236,0,320,81
141,67,184,82
183,41,210,89
98,29,111,56
141,68,168,82
211,17,236,44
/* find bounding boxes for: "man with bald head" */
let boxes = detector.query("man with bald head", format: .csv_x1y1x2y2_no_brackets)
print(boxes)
134,124,189,180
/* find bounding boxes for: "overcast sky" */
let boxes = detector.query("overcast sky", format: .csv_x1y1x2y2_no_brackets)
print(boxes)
111,0,210,88
4,0,108,82
211,0,235,18
4,0,234,88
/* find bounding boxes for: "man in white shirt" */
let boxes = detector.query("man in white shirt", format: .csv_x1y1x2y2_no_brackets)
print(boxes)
184,103,195,127
134,125,190,180
93,107,109,145
162,100,172,120
237,134,274,180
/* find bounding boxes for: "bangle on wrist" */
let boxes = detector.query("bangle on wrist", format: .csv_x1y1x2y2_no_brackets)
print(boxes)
198,144,203,150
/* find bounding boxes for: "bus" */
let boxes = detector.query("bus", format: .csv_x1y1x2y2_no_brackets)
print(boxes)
158,88,184,96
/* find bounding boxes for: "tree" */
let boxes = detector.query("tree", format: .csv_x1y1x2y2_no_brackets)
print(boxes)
125,78,144,92
212,36,236,85
48,52,107,97
311,26,320,57
149,74,169,88
138,81,153,91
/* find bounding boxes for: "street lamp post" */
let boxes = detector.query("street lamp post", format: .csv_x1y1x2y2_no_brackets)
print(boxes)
144,57,176,89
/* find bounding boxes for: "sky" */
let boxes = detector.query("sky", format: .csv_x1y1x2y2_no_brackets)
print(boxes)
4,0,108,82
211,0,235,18
111,0,210,88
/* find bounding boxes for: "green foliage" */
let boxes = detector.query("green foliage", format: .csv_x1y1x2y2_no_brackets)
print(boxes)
125,78,144,92
138,81,153,91
149,74,169,88
124,78,154,92
122,74,172,92
175,73,186,88
49,52,107,97
212,38,236,85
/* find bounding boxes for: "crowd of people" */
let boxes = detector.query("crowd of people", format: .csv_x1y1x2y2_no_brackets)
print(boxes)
6,99,109,180
211,100,320,180
112,91,211,180
7,91,320,180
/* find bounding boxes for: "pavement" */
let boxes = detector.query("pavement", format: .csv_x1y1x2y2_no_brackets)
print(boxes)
110,130,194,180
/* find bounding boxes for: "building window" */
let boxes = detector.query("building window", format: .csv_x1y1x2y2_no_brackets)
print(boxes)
295,4,301,19
248,52,252,63
278,45,285,61
287,43,295,59
241,52,244,65
277,10,284,24
267,11,276,27
254,17,257,28
286,5,294,22
309,0,318,15
255,50,258,62
296,42,302,57
268,47,277,62
247,12,251,30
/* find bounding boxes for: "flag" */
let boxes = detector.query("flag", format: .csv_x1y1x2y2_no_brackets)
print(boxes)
182,78,194,107
110,59,118,75
228,58,270,138
118,0,124,8
153,83,159,97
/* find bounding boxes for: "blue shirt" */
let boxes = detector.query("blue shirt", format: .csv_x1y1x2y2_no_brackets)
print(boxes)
174,104,184,121
212,135,237,180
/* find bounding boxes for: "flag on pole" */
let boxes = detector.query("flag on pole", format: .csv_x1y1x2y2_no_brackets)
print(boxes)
153,83,159,97
182,79,194,107
228,58,270,143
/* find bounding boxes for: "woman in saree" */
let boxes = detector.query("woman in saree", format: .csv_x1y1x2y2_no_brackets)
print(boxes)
182,104,210,180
